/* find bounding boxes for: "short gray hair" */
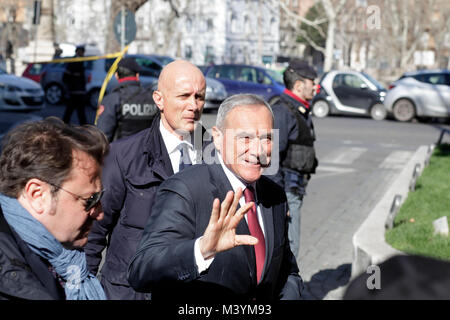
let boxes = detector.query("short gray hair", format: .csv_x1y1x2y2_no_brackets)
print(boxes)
215,94,274,129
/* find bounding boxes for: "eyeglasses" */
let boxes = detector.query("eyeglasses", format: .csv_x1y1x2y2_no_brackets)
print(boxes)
46,181,104,212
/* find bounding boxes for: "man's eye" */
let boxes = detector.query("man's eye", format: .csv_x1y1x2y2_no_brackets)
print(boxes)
238,136,251,142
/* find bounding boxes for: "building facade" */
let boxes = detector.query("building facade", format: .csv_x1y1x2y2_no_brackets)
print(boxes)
131,0,280,66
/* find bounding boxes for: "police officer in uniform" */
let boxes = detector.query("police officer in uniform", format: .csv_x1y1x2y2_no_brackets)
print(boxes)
97,57,158,142
269,59,318,261
63,45,88,125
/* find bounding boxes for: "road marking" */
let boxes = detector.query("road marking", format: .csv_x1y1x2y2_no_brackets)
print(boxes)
379,150,413,169
378,143,401,148
342,140,362,145
315,165,356,179
321,147,367,165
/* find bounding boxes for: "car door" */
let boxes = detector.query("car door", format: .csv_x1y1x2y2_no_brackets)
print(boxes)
420,73,450,112
332,73,373,110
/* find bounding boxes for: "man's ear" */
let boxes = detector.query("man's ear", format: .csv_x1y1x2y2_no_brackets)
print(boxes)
22,178,51,215
211,126,223,153
153,90,164,112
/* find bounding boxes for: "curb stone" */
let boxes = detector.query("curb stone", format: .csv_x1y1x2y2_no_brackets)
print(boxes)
351,144,432,279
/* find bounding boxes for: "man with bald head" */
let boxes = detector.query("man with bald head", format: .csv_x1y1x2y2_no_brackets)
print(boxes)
85,60,208,300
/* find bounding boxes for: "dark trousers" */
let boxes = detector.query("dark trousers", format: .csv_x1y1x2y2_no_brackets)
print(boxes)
63,93,87,125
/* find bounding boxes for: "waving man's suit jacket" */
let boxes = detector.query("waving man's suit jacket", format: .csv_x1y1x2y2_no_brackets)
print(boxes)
128,162,303,301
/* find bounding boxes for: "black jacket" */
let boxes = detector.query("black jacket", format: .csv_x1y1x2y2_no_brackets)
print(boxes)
128,163,303,301
85,115,210,300
269,93,318,188
0,207,65,300
63,60,86,94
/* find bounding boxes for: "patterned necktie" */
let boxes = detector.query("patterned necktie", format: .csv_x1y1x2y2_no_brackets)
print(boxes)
243,186,266,283
178,143,192,172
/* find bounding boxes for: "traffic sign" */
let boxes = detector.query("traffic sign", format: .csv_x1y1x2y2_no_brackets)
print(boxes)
113,8,137,47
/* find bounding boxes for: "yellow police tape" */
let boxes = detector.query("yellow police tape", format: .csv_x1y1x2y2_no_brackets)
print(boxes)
33,45,130,125
95,45,130,124
35,50,127,65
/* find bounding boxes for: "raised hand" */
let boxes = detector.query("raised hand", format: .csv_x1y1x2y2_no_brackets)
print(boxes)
199,188,258,259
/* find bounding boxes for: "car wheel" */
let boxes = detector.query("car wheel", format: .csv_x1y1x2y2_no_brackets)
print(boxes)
45,83,64,105
393,99,415,122
370,103,387,121
88,88,100,110
312,100,330,118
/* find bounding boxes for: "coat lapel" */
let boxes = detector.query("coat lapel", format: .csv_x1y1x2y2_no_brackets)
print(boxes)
256,180,274,282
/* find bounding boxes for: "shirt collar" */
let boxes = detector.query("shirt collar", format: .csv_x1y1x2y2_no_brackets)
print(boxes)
118,76,139,83
159,120,193,155
217,151,256,194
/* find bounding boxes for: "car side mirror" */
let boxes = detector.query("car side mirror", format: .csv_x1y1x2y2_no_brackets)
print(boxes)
360,83,368,90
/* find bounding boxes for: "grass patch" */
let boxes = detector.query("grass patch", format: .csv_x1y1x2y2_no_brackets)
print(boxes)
385,144,450,260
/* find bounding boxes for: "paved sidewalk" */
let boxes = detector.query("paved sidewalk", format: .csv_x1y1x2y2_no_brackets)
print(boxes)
296,165,401,300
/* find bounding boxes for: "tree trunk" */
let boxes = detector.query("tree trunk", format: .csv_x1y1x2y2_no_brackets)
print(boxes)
324,18,335,71
105,0,149,54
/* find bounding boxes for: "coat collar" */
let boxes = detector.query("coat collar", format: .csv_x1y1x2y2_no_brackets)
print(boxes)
281,90,311,116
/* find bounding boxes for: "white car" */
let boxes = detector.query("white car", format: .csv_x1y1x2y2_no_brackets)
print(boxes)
384,70,450,122
0,69,45,111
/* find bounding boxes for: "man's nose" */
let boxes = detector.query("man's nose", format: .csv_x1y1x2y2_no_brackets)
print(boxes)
187,95,203,111
249,137,263,155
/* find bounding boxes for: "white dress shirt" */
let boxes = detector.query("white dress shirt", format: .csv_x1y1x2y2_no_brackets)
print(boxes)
159,120,198,173
194,152,266,273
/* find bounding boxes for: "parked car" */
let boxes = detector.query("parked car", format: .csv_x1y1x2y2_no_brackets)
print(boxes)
22,62,47,83
0,68,45,111
311,70,387,120
201,64,285,105
40,59,90,105
384,69,450,122
41,54,176,108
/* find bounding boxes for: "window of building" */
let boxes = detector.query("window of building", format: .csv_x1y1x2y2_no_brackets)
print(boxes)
186,18,193,32
185,45,193,59
207,19,214,31
244,16,250,34
270,17,277,35
230,13,238,33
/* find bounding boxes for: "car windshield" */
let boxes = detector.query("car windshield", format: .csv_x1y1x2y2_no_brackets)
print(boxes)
152,56,174,66
362,72,385,90
265,69,284,85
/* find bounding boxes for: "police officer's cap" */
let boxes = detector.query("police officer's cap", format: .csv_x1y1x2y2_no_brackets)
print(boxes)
287,58,317,80
118,57,141,74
